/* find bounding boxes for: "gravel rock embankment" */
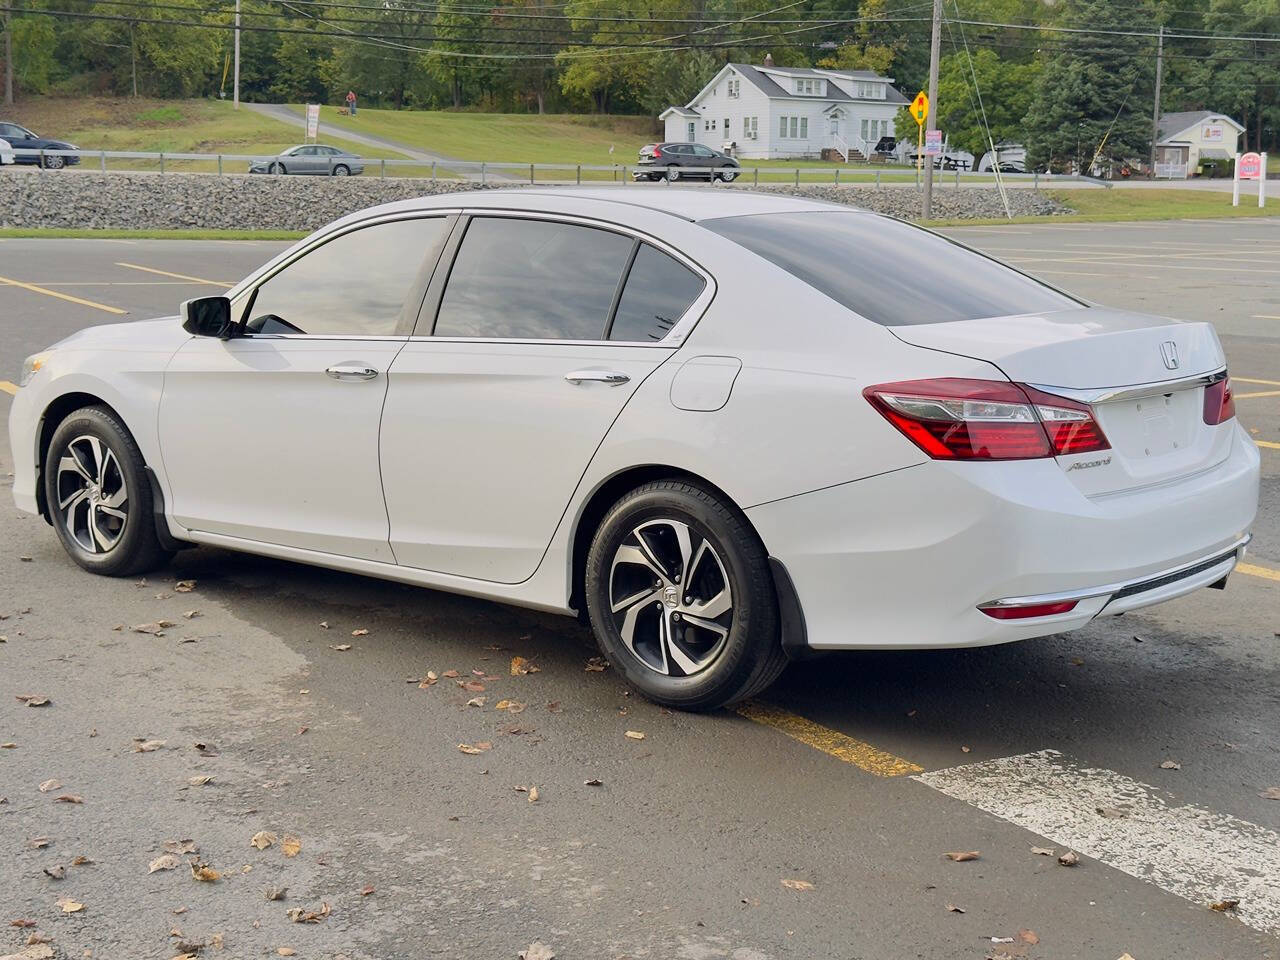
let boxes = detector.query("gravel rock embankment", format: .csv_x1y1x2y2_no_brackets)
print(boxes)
1,169,1072,231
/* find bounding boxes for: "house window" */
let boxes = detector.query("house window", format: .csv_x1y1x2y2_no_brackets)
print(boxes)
861,118,869,141
705,120,710,131
799,117,808,139
780,116,788,138
712,119,717,130
789,117,798,138
724,117,730,132
795,78,821,95
728,78,740,99
857,82,883,99
746,116,758,139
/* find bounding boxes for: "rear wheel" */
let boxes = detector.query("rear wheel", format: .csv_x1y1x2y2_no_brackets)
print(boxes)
43,406,171,577
584,481,785,710
42,154,65,170
665,166,680,182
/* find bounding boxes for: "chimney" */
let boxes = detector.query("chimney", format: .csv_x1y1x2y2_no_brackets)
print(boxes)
763,53,774,67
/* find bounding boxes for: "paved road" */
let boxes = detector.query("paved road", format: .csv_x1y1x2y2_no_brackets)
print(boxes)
1,219,1278,959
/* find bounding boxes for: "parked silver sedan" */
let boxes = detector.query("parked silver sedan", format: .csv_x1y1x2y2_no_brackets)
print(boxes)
249,144,364,177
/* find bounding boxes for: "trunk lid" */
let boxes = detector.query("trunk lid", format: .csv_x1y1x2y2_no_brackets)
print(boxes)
891,308,1232,496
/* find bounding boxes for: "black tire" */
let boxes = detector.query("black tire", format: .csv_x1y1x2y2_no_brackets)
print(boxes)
665,166,680,182
42,154,65,170
43,406,171,577
584,480,785,711
719,169,739,182
331,164,350,177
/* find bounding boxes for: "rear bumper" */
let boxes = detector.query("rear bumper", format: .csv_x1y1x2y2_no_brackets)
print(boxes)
746,422,1260,650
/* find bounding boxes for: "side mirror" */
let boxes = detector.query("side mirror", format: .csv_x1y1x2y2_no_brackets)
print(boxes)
180,296,236,339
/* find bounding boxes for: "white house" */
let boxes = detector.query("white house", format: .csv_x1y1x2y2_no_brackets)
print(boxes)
1154,110,1244,179
660,57,907,161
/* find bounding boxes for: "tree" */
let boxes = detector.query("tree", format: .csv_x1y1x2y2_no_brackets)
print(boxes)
936,48,1039,157
1023,0,1158,171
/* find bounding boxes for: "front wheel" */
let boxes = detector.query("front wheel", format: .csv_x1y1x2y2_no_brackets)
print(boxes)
584,480,785,710
718,169,739,182
665,166,680,182
331,164,350,177
269,162,285,175
43,406,171,577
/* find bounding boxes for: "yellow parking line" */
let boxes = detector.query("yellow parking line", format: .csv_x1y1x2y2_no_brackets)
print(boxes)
0,380,17,396
1235,390,1280,400
1239,562,1280,582
0,275,127,315
1236,377,1280,386
1252,315,1280,320
1256,440,1280,450
735,701,923,777
115,262,232,287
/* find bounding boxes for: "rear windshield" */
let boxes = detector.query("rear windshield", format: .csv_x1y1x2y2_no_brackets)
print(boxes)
702,211,1082,326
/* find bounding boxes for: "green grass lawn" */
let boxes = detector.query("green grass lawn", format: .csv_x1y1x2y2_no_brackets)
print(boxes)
6,97,403,173
928,187,1280,226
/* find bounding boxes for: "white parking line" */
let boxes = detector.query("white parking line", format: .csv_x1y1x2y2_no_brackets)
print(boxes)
915,750,1280,937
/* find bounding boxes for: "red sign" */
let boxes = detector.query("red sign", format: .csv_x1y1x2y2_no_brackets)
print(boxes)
1239,152,1262,180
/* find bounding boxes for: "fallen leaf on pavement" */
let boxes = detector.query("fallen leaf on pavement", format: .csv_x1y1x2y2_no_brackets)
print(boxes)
495,699,526,713
546,701,562,713
1,743,15,749
28,838,50,849
165,840,198,855
781,878,814,891
188,776,214,787
458,742,492,755
510,656,540,675
1160,760,1181,770
945,851,980,862
519,944,555,960
42,865,65,880
1058,850,1080,867
250,831,276,850
624,730,645,741
1209,898,1240,912
281,835,301,858
38,780,61,793
442,670,460,678
8,919,36,928
25,698,49,708
132,622,174,636
53,795,83,804
329,644,352,652
189,861,220,882
2,946,54,960
1018,929,1039,944
149,855,181,873
276,950,296,957
584,657,609,672
945,903,965,913
466,697,486,708
286,902,330,924
360,884,374,896
318,621,329,630
528,786,539,803
182,610,200,619
174,580,196,593
1096,806,1127,819
134,739,166,753
961,746,971,753
461,680,486,693
54,899,83,913
351,629,368,637
1116,954,1136,960
264,887,287,901
71,856,92,865
1030,846,1055,856
584,778,603,786
419,671,438,688
1258,786,1280,800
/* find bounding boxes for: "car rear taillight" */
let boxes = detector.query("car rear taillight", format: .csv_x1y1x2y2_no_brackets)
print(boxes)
1203,375,1235,425
863,378,1110,461
978,600,1079,620
652,146,663,158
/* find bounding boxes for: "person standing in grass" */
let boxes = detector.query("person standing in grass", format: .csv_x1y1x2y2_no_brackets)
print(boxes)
346,90,358,117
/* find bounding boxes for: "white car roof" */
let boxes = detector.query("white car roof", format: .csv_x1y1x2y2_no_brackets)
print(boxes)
337,186,864,229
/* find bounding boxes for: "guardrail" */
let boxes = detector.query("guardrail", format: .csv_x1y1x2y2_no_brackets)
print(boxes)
4,147,1114,189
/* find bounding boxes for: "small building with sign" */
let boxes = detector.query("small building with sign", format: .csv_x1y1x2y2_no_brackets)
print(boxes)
659,56,907,161
1154,110,1244,179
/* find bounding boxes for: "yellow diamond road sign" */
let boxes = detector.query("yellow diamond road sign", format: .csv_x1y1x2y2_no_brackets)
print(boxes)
911,91,929,126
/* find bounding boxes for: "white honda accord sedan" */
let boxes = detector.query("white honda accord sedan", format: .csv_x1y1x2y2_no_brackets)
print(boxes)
9,189,1260,709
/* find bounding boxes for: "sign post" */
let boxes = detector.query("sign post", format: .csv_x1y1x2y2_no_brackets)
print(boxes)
1235,151,1265,208
305,104,321,143
911,90,929,184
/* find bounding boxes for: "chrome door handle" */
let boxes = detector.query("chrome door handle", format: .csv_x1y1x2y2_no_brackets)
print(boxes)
325,364,379,381
564,370,630,385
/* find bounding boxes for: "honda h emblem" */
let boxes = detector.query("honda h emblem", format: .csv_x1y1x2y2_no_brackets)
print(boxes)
1160,340,1180,370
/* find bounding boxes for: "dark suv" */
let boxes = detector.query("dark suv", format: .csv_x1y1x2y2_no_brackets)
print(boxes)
635,143,740,182
0,121,80,168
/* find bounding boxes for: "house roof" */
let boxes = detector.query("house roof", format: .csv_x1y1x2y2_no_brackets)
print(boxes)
728,63,908,105
1157,110,1244,141
659,106,699,119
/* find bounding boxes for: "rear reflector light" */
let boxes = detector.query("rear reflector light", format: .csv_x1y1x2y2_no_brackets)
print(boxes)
979,600,1079,620
1203,375,1235,425
863,378,1110,461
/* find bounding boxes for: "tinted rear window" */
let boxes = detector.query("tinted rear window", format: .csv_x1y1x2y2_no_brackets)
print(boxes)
702,212,1081,325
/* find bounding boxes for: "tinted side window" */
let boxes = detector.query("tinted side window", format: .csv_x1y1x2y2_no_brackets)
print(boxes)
246,217,448,336
609,245,706,342
434,217,633,340
702,212,1081,326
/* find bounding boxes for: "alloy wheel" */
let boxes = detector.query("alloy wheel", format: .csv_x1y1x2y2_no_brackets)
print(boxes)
56,435,129,554
608,518,733,677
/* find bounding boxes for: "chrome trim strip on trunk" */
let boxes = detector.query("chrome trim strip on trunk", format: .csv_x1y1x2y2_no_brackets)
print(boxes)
977,533,1251,610
1029,367,1227,405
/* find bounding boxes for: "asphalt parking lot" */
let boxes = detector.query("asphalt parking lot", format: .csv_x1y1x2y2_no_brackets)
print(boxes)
1,218,1278,960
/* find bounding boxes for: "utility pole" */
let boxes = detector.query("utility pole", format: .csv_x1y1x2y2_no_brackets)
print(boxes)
1149,24,1164,175
4,1,14,107
921,0,942,220
233,0,241,109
